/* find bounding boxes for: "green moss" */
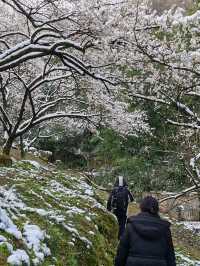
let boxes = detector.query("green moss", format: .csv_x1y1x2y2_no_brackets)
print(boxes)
0,164,118,266
0,243,10,257
66,253,78,266
0,244,10,266
13,161,33,171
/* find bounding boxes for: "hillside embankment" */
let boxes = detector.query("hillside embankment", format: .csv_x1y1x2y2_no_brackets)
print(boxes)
0,160,118,266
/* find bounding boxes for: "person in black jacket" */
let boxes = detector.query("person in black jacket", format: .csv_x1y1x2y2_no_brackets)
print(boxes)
107,176,134,239
115,196,176,266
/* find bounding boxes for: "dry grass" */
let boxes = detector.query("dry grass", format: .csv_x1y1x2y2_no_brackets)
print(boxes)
9,148,48,166
127,202,140,217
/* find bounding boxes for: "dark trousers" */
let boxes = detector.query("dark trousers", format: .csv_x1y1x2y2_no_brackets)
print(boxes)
116,214,127,239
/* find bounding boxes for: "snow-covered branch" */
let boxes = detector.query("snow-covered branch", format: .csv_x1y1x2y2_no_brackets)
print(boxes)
129,92,170,105
159,185,199,204
167,120,200,130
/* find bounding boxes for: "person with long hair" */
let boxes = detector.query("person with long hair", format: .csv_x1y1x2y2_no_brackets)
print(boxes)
115,196,176,266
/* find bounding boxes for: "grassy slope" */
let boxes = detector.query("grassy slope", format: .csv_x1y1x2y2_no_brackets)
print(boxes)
0,161,118,266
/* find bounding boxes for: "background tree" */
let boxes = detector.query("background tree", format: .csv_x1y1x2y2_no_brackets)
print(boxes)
110,1,200,197
0,0,150,155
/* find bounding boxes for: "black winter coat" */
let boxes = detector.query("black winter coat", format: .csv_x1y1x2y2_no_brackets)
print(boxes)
107,186,134,216
115,212,176,266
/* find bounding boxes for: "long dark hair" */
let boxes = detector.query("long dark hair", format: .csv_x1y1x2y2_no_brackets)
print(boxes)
140,196,159,216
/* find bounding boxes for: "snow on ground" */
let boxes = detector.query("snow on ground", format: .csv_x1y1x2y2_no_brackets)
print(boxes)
0,205,50,265
23,224,51,265
7,249,30,266
179,221,200,234
176,252,200,266
63,223,92,248
0,208,22,239
0,160,112,265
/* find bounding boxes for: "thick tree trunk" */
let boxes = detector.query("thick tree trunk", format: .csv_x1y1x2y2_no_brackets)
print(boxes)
2,137,14,156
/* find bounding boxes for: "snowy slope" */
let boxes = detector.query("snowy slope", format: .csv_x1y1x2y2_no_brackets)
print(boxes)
0,161,117,266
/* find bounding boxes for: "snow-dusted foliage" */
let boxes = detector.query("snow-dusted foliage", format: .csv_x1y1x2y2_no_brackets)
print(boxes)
0,0,151,155
91,0,200,192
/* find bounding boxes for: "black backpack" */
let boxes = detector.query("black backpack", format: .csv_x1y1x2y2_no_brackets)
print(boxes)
111,186,128,212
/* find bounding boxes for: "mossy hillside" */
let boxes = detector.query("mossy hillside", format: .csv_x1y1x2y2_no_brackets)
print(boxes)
0,161,118,266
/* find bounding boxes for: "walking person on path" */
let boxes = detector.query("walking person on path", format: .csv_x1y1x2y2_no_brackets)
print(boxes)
107,176,134,239
115,195,176,266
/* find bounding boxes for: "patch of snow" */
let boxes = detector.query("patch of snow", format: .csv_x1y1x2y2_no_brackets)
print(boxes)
176,252,200,265
85,216,92,222
0,208,22,239
66,207,85,215
35,209,49,217
172,10,200,27
63,223,79,235
95,225,98,230
179,221,200,234
0,186,21,205
29,147,37,152
7,249,30,266
23,224,51,264
84,189,94,196
0,235,7,242
51,215,65,223
63,223,92,248
92,202,107,211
